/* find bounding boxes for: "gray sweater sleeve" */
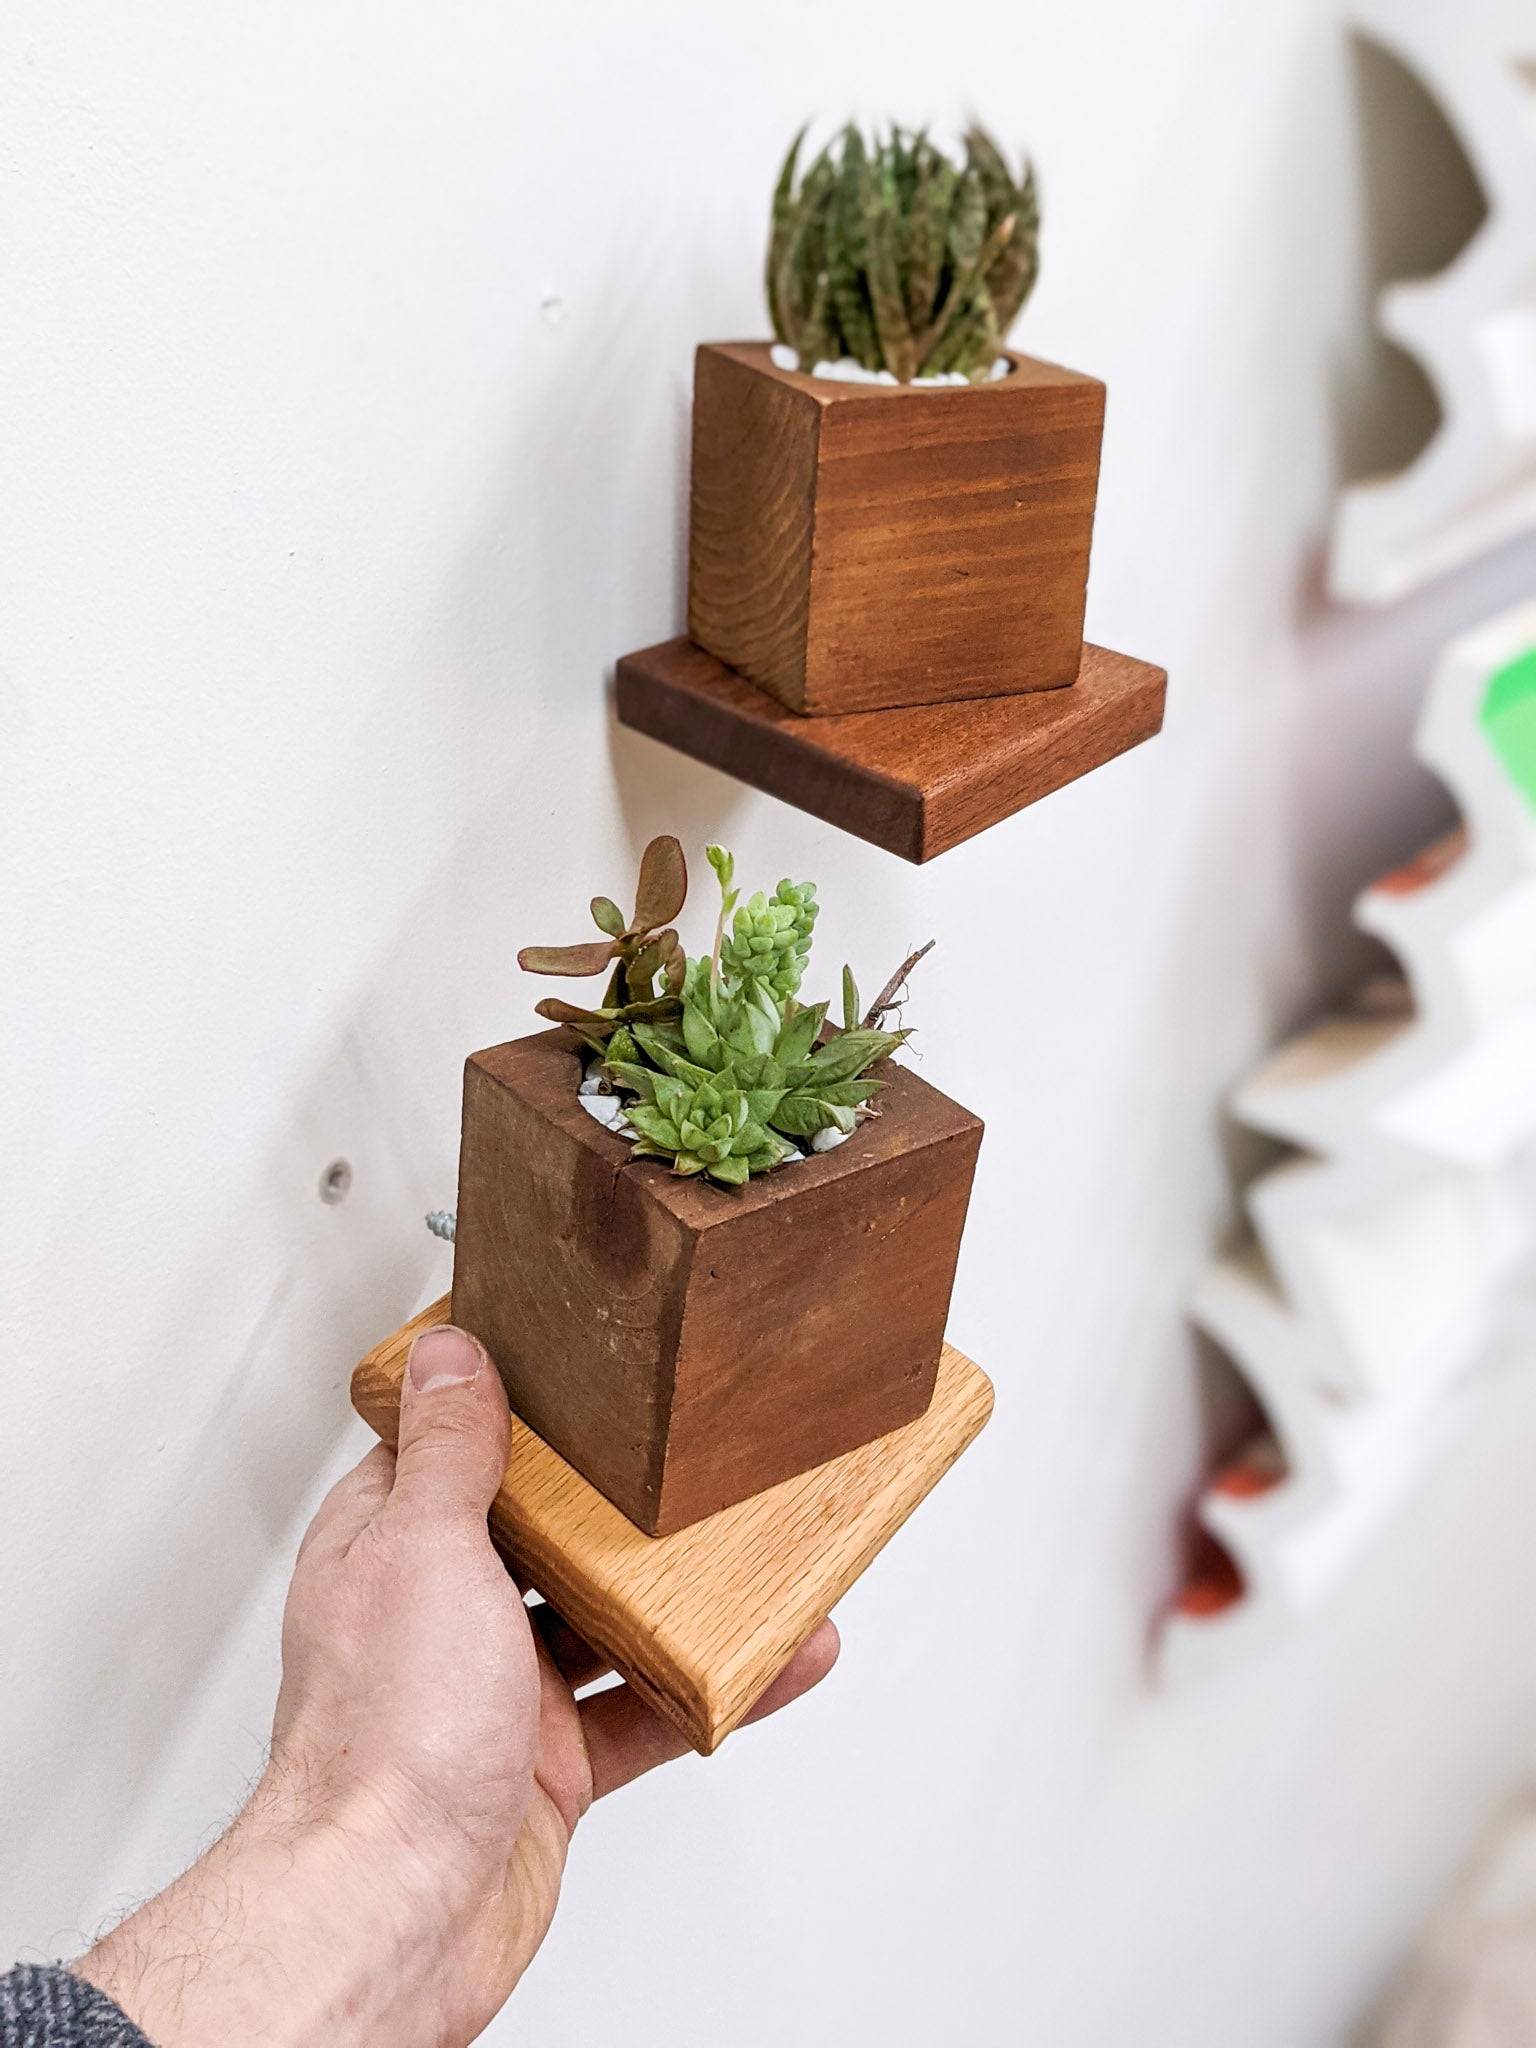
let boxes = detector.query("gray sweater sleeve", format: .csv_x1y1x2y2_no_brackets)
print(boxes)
0,1968,154,2048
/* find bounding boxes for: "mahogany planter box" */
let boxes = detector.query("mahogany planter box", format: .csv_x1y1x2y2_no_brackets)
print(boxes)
451,1028,983,1536
687,340,1105,718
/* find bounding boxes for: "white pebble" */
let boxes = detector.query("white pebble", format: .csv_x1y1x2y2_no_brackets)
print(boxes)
577,1070,605,1097
771,348,1011,389
810,1125,853,1153
810,357,898,385
578,1094,630,1132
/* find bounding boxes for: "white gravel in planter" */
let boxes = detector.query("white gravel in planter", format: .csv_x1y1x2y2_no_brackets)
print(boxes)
770,343,1010,387
810,1124,853,1152
577,1091,631,1133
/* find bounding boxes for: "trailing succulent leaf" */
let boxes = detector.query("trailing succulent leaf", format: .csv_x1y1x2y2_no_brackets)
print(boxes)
520,833,931,1187
766,121,1039,383
517,835,687,1049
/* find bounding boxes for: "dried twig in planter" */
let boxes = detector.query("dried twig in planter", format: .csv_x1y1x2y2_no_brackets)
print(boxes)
862,941,935,1030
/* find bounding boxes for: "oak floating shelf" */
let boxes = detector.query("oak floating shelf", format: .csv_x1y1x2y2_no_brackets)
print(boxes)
353,1295,994,1754
615,635,1167,863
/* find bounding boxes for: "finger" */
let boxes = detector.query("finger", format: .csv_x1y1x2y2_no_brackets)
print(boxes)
583,1618,840,1801
387,1324,511,1525
530,1639,597,1840
579,1682,690,1799
295,1443,395,1563
531,1603,612,1691
740,1618,839,1727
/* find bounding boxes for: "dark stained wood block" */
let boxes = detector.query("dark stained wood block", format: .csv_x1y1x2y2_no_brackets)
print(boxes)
688,341,1105,716
615,636,1167,863
451,1029,983,1537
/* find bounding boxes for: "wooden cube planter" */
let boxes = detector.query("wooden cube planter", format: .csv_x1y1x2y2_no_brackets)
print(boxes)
687,341,1105,717
451,1028,983,1536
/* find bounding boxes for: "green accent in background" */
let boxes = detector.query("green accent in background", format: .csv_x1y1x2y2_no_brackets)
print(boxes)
1480,646,1536,811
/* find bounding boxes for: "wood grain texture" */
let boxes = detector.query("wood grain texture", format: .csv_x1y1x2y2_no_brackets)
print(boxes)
352,1296,994,1754
687,343,818,707
452,1029,983,1535
615,635,1167,862
687,342,1104,715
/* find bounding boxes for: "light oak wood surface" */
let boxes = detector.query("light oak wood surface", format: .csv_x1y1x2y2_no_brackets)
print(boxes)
352,1296,994,1753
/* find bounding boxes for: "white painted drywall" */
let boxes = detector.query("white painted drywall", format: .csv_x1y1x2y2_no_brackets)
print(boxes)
5,3,1536,2043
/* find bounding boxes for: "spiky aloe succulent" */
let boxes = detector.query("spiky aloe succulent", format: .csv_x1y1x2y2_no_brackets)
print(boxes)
522,836,928,1188
767,122,1039,385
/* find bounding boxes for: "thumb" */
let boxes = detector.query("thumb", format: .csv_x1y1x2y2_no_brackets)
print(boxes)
390,1323,512,1524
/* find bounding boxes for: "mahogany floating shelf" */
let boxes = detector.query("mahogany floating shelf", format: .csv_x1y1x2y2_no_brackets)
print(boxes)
353,1295,993,1754
615,636,1167,862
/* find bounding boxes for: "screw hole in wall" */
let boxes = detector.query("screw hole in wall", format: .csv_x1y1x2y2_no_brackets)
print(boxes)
318,1158,353,1205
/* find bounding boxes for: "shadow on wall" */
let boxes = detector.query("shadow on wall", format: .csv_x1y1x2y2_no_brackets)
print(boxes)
1335,32,1490,488
607,718,753,876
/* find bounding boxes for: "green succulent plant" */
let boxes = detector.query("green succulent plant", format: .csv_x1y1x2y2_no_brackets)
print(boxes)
614,1067,794,1186
767,121,1039,384
522,836,927,1188
720,876,818,1001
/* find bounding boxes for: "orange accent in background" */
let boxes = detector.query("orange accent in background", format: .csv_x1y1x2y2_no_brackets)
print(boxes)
1372,825,1468,897
1211,1442,1287,1499
1176,1531,1246,1618
1175,1437,1289,1619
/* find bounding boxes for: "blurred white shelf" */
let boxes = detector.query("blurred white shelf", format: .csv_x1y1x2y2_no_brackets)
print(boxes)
1329,0,1536,604
1165,602,1536,1675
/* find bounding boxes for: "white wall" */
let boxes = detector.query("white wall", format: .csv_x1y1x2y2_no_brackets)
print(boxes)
6,3,1536,2042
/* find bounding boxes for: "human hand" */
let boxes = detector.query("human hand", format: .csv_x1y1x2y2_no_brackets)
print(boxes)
77,1323,838,2047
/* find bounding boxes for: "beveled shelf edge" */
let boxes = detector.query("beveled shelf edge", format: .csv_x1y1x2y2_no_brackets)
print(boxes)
352,1296,993,1753
614,637,1167,861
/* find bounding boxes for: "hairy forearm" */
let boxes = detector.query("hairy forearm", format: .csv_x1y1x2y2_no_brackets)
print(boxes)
74,1772,437,2048
72,1760,572,2048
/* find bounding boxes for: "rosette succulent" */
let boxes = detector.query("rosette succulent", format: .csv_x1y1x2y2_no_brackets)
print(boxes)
520,837,928,1188
612,1067,795,1186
